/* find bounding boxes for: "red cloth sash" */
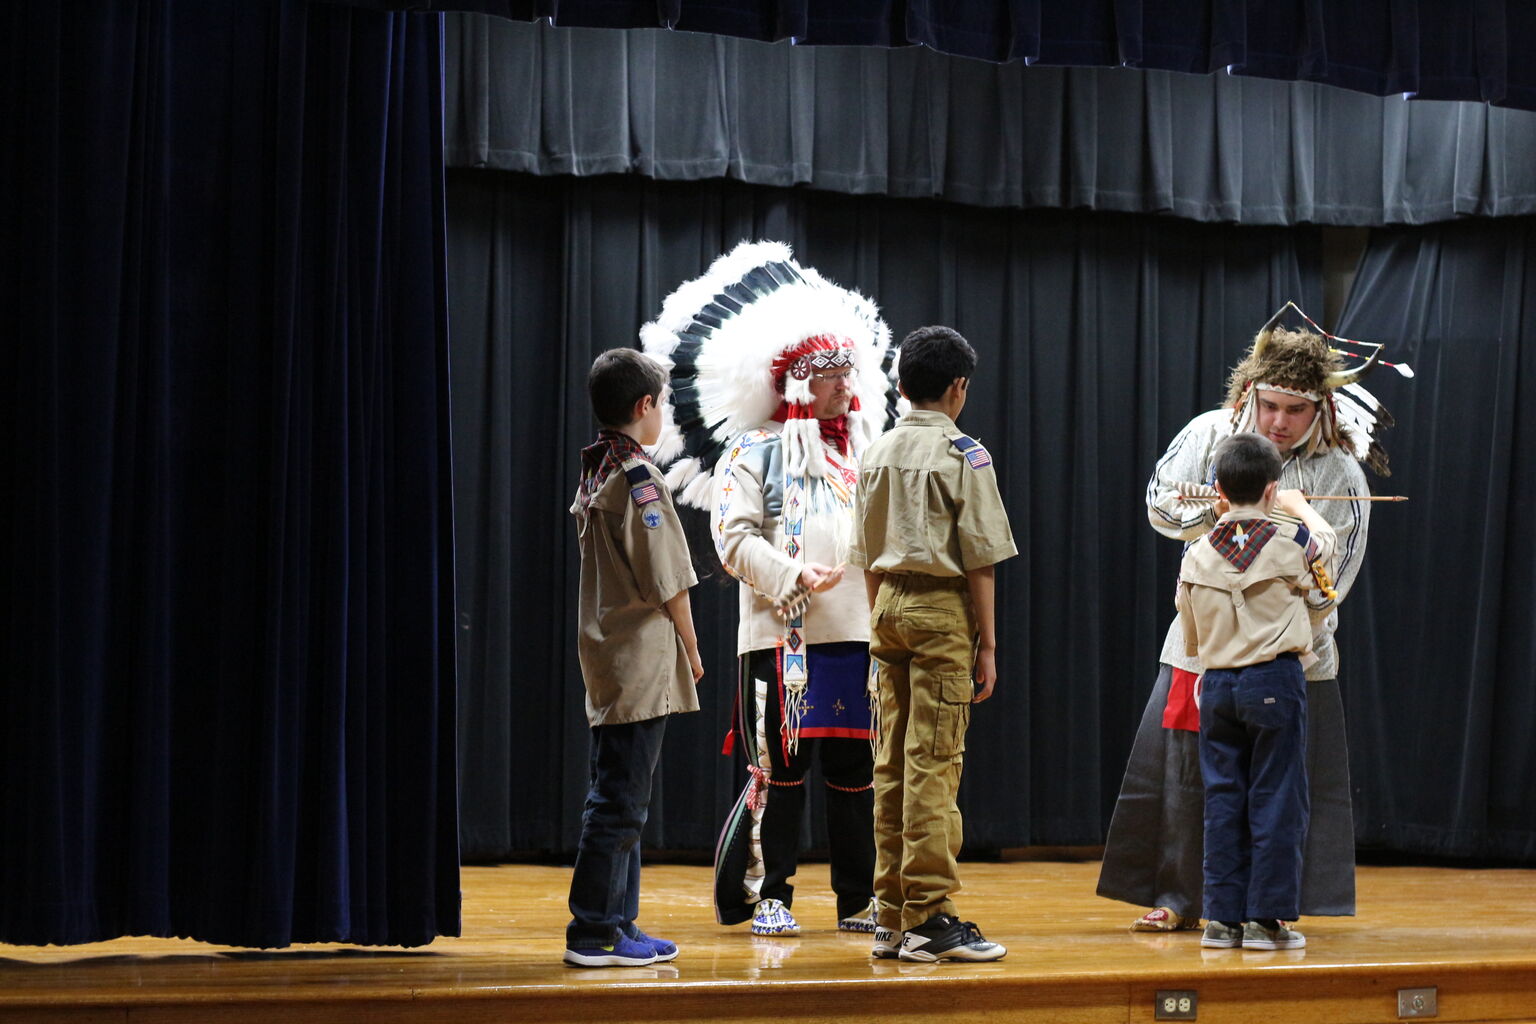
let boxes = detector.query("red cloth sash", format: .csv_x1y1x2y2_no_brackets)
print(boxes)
1162,667,1202,732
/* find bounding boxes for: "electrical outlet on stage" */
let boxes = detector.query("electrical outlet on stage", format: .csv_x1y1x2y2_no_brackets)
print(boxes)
1397,986,1438,1017
1155,989,1198,1020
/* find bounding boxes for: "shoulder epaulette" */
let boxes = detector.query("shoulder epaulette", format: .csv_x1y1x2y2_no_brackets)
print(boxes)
949,433,993,470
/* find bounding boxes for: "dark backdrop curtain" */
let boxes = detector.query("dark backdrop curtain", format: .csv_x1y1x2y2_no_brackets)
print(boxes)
447,167,1320,859
444,16,1536,226
359,1,1536,112
1337,220,1536,863
1,2,460,946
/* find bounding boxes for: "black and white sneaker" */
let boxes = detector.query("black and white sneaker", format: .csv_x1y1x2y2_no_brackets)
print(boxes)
898,914,1006,963
871,925,903,959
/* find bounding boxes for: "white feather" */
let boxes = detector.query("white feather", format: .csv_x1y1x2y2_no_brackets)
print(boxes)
677,468,716,510
638,239,898,480
1340,382,1381,412
664,456,701,492
650,417,685,465
639,321,682,362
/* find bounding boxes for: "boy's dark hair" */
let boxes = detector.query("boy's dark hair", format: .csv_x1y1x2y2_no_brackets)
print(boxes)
1211,432,1283,504
588,347,666,428
898,325,977,402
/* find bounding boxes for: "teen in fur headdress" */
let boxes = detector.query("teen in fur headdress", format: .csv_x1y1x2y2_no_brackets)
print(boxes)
1226,322,1398,475
1098,303,1410,934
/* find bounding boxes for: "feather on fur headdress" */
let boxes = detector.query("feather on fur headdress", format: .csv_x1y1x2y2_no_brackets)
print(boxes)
640,240,900,507
1227,302,1412,476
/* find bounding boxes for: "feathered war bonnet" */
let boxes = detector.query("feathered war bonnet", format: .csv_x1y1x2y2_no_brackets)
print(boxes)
640,240,900,507
1226,302,1412,476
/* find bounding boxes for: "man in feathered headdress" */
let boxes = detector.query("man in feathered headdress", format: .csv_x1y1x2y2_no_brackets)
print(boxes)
642,241,900,938
1097,306,1406,933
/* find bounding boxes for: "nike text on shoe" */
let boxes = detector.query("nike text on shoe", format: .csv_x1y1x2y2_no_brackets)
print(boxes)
871,925,903,959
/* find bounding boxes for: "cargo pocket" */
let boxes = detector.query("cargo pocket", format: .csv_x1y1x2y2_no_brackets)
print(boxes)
932,671,972,759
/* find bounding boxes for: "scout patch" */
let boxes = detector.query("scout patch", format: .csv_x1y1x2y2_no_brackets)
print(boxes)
1293,522,1338,599
626,464,663,526
950,434,992,469
1292,522,1320,563
626,464,660,505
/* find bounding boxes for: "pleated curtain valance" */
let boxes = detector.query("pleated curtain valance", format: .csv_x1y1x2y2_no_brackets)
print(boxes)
364,0,1536,112
444,15,1536,226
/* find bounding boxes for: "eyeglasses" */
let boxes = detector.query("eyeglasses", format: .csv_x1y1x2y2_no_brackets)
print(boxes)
810,369,858,384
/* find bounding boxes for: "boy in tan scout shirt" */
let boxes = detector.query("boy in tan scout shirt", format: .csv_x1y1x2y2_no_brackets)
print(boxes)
564,348,705,968
1179,432,1336,953
850,326,1017,963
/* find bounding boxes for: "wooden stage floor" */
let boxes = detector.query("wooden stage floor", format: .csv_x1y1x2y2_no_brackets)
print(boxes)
3,861,1534,1024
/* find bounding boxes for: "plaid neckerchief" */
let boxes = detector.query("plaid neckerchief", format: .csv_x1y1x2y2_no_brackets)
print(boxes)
1207,517,1278,571
576,430,650,513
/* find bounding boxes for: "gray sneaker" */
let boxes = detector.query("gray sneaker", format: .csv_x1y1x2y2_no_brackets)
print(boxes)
1200,921,1243,948
1243,920,1305,949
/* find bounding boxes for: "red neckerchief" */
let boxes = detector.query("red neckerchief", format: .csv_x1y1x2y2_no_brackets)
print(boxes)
819,414,851,455
771,402,851,455
577,429,649,512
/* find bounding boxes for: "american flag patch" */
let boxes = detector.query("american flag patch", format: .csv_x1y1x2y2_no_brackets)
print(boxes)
1293,523,1321,562
630,482,660,507
950,434,992,469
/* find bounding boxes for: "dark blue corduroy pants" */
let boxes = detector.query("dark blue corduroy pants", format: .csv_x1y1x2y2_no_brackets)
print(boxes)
1199,655,1310,922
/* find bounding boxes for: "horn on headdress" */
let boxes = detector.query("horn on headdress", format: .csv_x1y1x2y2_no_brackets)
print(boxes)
1323,345,1384,391
1248,301,1294,362
1242,300,1409,475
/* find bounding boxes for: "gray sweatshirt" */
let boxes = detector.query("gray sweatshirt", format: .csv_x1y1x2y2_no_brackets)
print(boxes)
1147,408,1371,681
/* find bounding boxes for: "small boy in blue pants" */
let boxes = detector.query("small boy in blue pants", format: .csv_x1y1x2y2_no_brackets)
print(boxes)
1176,432,1336,951
564,348,705,967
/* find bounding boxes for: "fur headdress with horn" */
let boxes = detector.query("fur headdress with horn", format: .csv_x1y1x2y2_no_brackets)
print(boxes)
640,240,901,507
1226,302,1409,476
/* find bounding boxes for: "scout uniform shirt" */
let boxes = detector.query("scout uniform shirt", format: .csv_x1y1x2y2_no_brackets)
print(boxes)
570,451,699,727
1149,409,1369,681
850,409,1017,576
1176,506,1338,671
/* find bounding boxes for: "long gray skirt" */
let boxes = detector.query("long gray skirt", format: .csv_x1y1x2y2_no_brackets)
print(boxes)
1096,664,1357,918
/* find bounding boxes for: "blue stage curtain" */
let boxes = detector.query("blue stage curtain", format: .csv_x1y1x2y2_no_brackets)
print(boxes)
0,1,460,946
357,0,1536,113
444,167,1321,858
1336,219,1536,864
442,16,1536,226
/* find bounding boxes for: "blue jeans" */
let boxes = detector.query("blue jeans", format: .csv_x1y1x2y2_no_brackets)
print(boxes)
1199,654,1309,923
566,716,667,946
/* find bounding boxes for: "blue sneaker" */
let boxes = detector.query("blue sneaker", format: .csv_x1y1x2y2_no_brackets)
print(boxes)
563,932,659,967
625,924,678,962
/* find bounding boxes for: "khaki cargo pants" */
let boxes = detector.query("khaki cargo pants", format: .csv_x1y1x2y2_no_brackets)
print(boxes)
869,573,974,932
